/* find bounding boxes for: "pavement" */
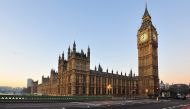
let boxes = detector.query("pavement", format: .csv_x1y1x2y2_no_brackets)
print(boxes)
0,99,189,109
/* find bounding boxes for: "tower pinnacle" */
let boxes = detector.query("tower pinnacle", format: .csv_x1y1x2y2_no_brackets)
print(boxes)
62,51,64,60
87,46,90,58
73,41,76,52
68,45,71,58
142,3,151,21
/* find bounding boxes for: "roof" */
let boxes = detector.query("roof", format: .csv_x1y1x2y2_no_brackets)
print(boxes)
142,6,151,19
90,70,138,79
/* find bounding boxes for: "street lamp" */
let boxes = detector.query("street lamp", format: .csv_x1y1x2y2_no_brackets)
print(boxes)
145,89,149,98
157,88,159,96
107,84,112,96
156,87,160,102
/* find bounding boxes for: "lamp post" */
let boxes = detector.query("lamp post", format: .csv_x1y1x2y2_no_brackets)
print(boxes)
157,88,159,96
156,87,160,102
145,89,149,98
107,84,112,96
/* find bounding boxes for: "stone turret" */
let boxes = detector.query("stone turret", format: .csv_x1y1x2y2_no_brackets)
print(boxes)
68,46,70,58
62,51,64,61
81,49,84,55
50,69,56,78
98,64,103,72
73,41,76,53
129,69,132,77
87,46,90,58
95,66,97,71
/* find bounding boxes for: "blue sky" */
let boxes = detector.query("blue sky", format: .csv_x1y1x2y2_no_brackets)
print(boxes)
0,0,190,87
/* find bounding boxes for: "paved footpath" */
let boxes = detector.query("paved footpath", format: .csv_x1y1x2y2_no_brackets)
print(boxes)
0,99,171,109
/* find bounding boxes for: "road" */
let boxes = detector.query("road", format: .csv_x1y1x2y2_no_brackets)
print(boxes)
96,99,190,109
0,99,190,109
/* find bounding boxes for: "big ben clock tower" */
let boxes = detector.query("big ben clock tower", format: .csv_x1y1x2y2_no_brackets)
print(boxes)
137,5,159,97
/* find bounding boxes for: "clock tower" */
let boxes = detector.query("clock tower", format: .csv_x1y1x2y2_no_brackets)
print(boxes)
137,6,159,97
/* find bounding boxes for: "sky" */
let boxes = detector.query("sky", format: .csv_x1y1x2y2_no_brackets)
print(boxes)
0,0,190,87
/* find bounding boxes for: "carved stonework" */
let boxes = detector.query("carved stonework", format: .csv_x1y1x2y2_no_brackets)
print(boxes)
137,7,159,97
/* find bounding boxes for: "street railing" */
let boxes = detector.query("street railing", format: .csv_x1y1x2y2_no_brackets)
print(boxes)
0,95,112,103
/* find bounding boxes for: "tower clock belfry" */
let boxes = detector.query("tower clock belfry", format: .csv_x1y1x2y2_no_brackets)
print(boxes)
137,5,159,96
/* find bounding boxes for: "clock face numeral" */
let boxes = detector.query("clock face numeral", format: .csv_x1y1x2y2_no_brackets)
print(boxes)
140,33,148,43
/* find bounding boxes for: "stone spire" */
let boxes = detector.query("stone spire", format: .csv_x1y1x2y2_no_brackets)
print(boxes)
95,66,97,71
138,3,155,32
68,45,71,58
73,41,76,53
98,64,103,72
142,3,151,22
87,46,90,58
62,51,64,60
130,69,133,77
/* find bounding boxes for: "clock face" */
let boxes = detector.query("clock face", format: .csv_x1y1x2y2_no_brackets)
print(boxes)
153,33,157,41
140,33,148,43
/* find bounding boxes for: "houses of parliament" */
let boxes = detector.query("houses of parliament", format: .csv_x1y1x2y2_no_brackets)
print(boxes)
33,7,159,97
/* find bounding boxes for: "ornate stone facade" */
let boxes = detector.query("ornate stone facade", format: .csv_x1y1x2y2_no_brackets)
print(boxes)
37,69,58,95
137,6,159,97
31,80,38,94
36,7,159,97
37,42,138,96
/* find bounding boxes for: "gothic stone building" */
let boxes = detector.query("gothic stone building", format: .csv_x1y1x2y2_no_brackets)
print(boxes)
37,43,138,96
37,7,159,97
